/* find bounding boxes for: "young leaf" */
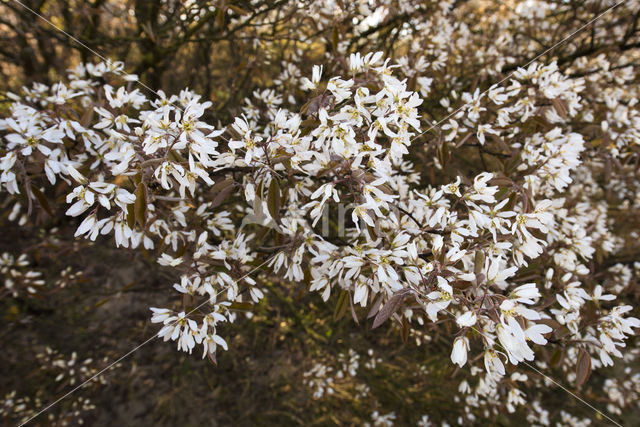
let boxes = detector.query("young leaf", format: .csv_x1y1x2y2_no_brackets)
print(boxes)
333,290,349,321
126,203,135,229
228,4,249,15
550,348,563,368
229,302,254,311
267,179,281,223
31,185,54,216
401,315,409,344
331,26,339,51
552,98,568,119
372,290,409,329
576,348,592,386
474,250,485,275
216,7,225,30
207,350,217,367
211,178,235,208
451,280,472,290
349,296,360,325
367,295,383,319
134,183,148,227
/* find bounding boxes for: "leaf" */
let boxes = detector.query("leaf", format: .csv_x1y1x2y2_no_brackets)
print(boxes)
167,150,185,163
229,302,253,311
126,203,135,229
227,4,249,15
550,348,563,368
372,291,408,329
366,223,378,240
532,115,552,130
211,177,234,197
175,243,189,258
423,270,438,287
267,179,281,223
487,308,501,324
504,151,521,174
367,295,383,319
207,350,217,366
378,184,393,195
451,280,472,290
30,185,54,216
474,250,485,275
304,94,334,116
349,297,360,325
401,315,409,344
211,178,235,208
576,348,592,387
216,7,225,30
256,179,264,200
538,318,561,331
440,269,455,278
134,183,148,227
333,290,349,321
300,118,320,128
270,154,293,165
552,98,567,119
489,176,512,187
182,293,194,309
80,107,94,128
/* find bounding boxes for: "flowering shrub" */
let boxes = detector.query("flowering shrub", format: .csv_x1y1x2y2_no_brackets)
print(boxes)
1,0,640,424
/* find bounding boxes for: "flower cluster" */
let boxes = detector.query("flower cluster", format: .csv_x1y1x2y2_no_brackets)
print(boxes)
2,1,640,420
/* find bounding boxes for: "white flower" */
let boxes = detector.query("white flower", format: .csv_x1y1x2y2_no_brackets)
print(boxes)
301,65,323,91
426,277,453,322
65,186,95,217
456,311,477,327
496,320,535,365
592,285,616,302
510,283,541,305
451,336,469,367
484,350,506,377
524,323,552,345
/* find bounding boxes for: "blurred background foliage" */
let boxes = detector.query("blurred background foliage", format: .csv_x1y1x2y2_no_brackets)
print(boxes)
1,0,640,425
